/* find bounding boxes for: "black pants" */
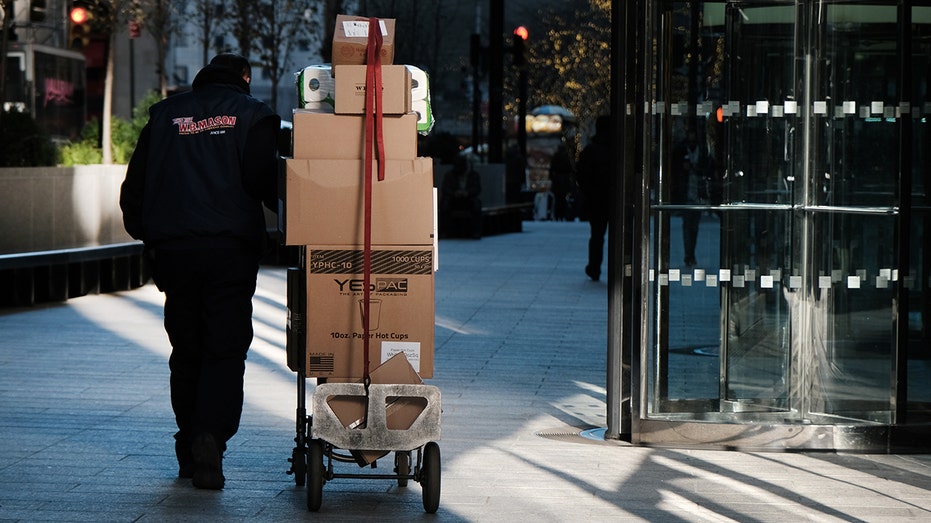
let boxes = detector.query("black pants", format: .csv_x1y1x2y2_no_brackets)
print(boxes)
682,210,701,265
587,208,609,278
152,247,259,455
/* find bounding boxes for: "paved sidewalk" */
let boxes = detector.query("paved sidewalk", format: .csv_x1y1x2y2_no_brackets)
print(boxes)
2,221,931,522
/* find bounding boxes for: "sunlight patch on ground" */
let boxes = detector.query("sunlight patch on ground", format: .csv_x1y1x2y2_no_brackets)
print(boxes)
70,285,170,357
435,314,486,335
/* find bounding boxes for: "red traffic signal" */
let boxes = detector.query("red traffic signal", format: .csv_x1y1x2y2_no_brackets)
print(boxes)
512,26,529,68
70,6,89,25
68,5,92,48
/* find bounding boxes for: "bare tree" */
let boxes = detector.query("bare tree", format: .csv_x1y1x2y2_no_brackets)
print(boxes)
80,0,183,162
354,0,447,73
131,0,185,97
74,0,119,164
227,0,256,60
250,0,319,111
190,0,223,66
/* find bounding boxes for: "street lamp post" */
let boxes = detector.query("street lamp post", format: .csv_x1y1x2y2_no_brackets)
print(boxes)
513,25,528,162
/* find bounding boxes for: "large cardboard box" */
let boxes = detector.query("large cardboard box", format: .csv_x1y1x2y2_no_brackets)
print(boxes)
333,65,412,115
291,111,417,160
332,15,395,66
324,352,428,465
305,245,434,379
280,157,434,246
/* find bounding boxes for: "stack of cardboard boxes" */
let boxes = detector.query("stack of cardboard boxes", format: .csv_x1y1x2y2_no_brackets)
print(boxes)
296,17,433,133
281,15,435,382
281,15,437,463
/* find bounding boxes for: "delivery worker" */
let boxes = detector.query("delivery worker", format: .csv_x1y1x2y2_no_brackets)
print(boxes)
120,53,280,490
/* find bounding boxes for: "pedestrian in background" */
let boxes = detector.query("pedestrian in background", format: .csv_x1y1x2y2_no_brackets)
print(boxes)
440,155,483,238
671,127,707,267
505,144,527,203
576,114,615,281
119,53,280,490
549,143,575,221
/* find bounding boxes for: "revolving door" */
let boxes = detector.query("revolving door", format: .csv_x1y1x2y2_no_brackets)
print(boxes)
630,1,931,450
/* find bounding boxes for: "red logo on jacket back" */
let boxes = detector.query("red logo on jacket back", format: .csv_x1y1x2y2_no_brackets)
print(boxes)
172,115,237,135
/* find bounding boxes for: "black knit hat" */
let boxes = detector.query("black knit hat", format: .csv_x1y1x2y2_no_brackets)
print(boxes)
209,53,252,81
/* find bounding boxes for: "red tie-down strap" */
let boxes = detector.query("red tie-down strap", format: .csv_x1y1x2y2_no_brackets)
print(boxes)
361,17,384,386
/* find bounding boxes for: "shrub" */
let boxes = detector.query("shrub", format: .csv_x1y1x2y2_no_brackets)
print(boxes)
59,121,103,166
112,90,161,164
60,90,162,165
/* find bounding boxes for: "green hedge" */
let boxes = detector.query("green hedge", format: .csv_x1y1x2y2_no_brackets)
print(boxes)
59,90,163,166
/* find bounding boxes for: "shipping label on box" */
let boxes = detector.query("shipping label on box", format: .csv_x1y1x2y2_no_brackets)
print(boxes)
291,111,417,160
305,246,435,379
281,157,434,246
332,14,395,66
333,65,412,115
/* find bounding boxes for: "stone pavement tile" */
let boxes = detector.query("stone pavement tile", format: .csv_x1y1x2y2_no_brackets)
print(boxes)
4,222,931,522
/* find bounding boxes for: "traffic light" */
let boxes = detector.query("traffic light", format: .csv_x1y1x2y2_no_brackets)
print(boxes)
69,3,92,49
512,26,529,68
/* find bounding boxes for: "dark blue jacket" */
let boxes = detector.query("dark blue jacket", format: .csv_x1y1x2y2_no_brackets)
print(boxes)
576,132,614,217
120,65,280,252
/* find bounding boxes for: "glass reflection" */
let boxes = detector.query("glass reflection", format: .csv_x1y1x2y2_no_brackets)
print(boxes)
644,1,905,427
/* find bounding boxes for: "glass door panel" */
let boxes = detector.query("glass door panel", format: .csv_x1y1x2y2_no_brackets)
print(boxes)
644,0,900,426
806,4,899,423
646,2,798,421
718,3,796,416
907,5,931,423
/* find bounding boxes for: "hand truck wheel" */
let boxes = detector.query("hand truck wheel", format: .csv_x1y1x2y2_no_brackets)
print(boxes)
306,439,325,512
395,451,411,487
420,442,441,513
289,446,306,487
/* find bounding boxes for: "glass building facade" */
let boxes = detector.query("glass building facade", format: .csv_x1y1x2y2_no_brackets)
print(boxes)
616,1,931,450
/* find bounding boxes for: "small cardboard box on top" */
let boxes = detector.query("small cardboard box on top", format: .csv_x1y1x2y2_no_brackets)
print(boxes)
332,14,395,66
333,65,412,115
324,352,428,465
291,111,417,160
280,157,434,246
304,245,434,379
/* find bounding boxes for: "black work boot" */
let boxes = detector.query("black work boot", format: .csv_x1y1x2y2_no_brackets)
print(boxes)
191,433,225,490
176,438,194,479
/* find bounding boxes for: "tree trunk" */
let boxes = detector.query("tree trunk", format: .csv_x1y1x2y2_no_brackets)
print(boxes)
102,31,115,164
159,30,168,97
